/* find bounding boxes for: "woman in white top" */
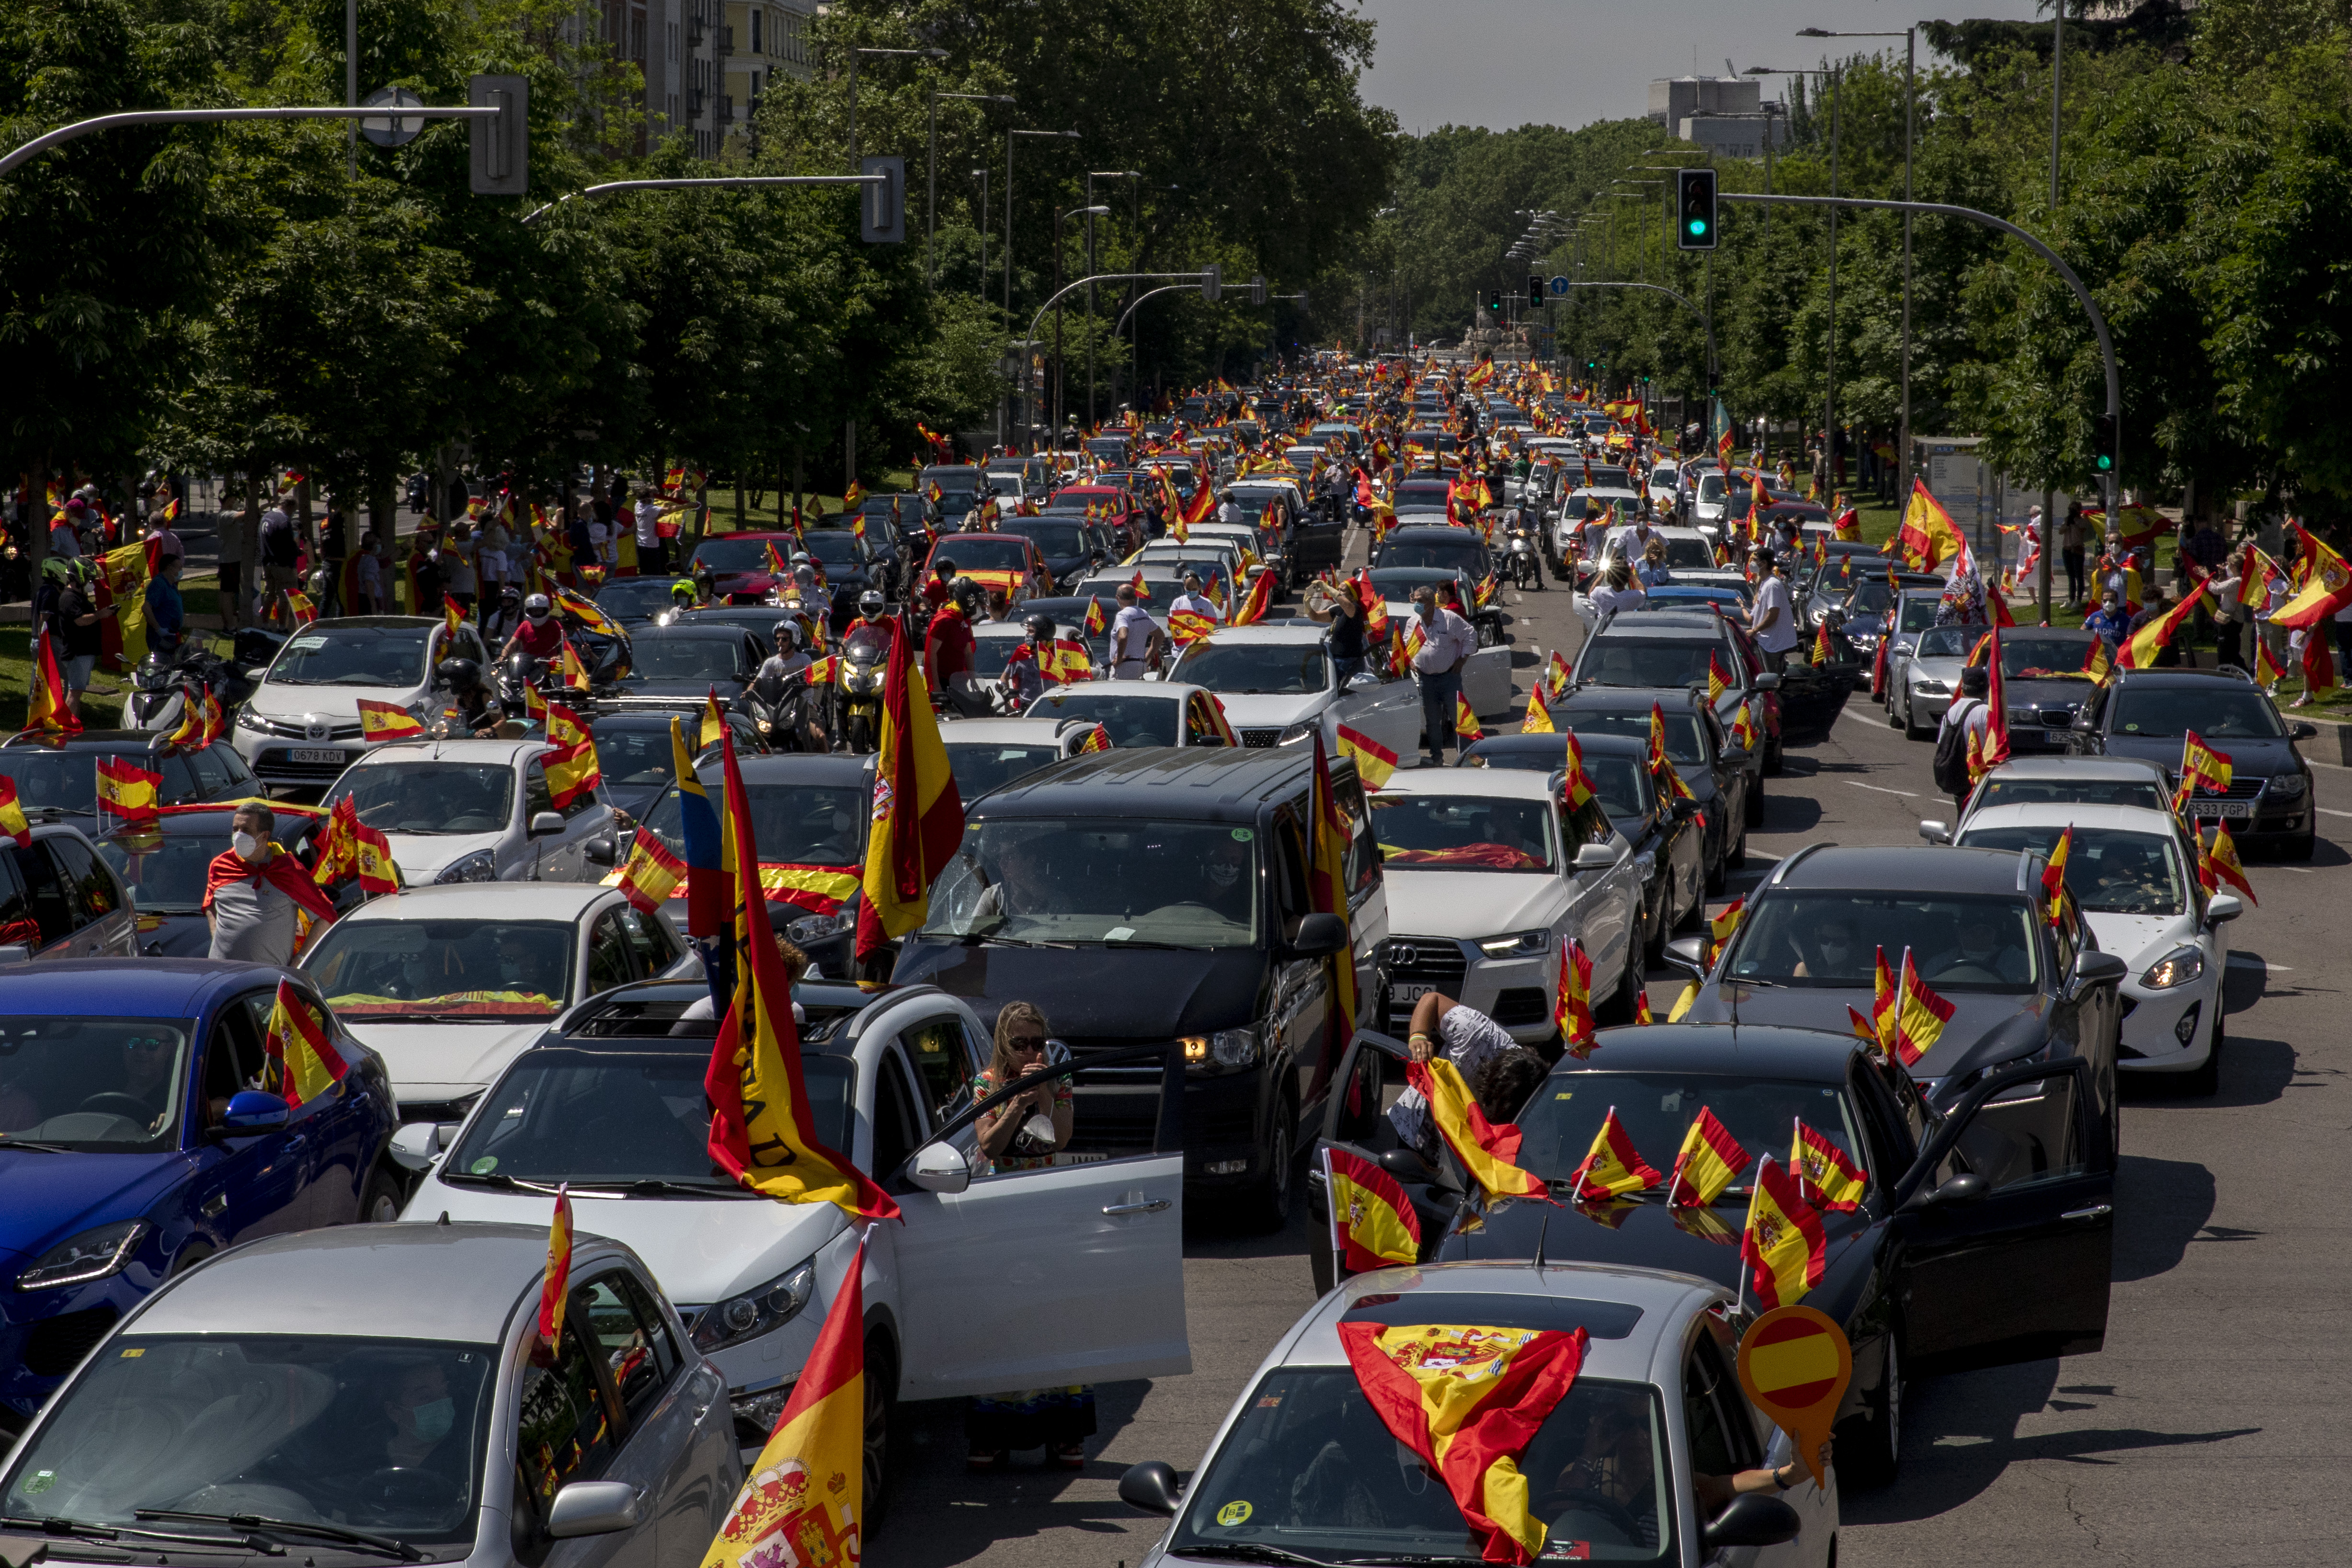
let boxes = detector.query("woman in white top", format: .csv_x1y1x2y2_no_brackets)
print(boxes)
476,515,512,593
1587,557,1648,617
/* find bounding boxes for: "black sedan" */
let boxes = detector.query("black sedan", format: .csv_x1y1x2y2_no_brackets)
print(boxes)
2072,668,2319,858
1974,626,2103,755
994,516,1111,593
93,805,329,956
589,572,688,627
799,526,887,627
1552,687,1750,892
1309,1021,2119,1488
1572,612,1788,779
585,707,768,824
1461,728,1705,957
605,623,766,710
1671,843,2128,1148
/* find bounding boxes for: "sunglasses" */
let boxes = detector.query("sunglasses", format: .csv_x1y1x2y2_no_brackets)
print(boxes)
1008,1036,1048,1052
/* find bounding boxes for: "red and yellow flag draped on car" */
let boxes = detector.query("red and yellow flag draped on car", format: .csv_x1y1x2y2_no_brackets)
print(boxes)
1323,1147,1421,1272
854,618,963,970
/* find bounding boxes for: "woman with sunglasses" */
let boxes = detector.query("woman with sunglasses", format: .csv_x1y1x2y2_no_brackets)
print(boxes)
965,1000,1091,1473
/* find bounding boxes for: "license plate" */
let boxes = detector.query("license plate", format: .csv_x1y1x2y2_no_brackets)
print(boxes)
1056,1151,1109,1166
287,748,345,765
2196,799,2256,819
2044,729,2073,745
1393,983,1435,1005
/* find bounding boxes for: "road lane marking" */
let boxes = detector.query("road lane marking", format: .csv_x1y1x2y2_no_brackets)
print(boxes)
2316,807,2352,819
1844,781,1920,799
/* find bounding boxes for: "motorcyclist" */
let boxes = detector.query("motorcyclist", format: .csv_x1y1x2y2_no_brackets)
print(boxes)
1000,612,1055,710
666,578,696,619
481,583,525,645
498,593,566,664
435,658,504,738
692,563,719,607
920,557,959,614
925,578,979,690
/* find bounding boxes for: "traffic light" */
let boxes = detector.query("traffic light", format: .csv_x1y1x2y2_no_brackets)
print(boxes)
1249,274,1266,306
2091,411,2119,473
1675,167,1717,252
1487,290,1503,314
859,155,905,243
1201,263,1221,303
1528,274,1544,308
468,74,529,195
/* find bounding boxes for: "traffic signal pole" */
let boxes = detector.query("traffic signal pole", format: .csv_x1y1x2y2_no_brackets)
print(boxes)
0,102,500,179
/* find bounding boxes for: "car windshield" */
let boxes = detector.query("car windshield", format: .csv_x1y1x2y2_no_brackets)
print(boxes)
1582,640,1720,692
1656,537,1715,568
1024,689,1182,747
1845,581,1899,616
938,538,1030,572
327,763,514,836
96,834,220,912
945,742,1068,801
1379,539,1486,574
593,729,676,790
2110,686,2285,739
445,1046,854,1185
688,538,787,572
1697,474,1726,502
1898,597,1942,633
1515,1073,1867,1203
923,817,1260,947
802,532,861,563
1996,637,2096,677
0,749,115,813
639,780,866,867
1912,627,1975,660
1960,824,2188,916
1393,483,1452,508
631,637,746,681
1366,568,1458,599
267,625,433,687
304,918,576,1019
1724,892,2041,993
1372,793,1556,871
1975,775,2169,813
1,1334,494,1550
590,576,680,622
1472,749,1651,814
1001,523,1088,555
1170,1366,1676,1565
0,1016,193,1150
1173,642,1329,695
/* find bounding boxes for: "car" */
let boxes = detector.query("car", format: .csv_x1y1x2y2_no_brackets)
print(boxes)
938,715,1094,802
923,531,1054,606
891,746,1387,1228
298,881,686,1127
1554,686,1753,891
1131,538,1247,591
589,570,691,626
0,731,261,817
584,705,766,824
319,736,621,887
1388,476,1457,519
95,804,330,958
0,820,138,960
1462,729,1706,958
1372,524,1497,605
1115,1256,1838,1564
918,463,987,528
1851,583,1942,687
1946,754,2173,826
1072,564,1232,610
1166,623,1424,760
678,529,792,603
0,959,401,1438
1888,620,1972,739
946,620,1104,719
1310,1019,2118,1490
994,515,1113,591
0,1220,741,1560
1589,521,1720,577
1952,801,2241,1093
2070,667,2320,858
1004,593,1119,664
1794,544,1888,625
796,525,889,624
231,616,495,790
1573,612,1787,779
1673,844,2129,1149
1367,767,1644,1041
396,977,1191,1457
1550,489,1647,563
606,622,767,709
1023,680,1237,749
1893,624,2101,744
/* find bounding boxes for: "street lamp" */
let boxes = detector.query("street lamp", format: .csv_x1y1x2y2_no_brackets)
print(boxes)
928,91,1014,290
1005,128,1081,343
1085,170,1142,428
1748,63,1842,481
1050,203,1112,437
845,46,948,165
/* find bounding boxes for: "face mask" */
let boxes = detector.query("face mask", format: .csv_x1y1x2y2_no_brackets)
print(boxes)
409,1397,454,1442
1206,860,1241,889
232,831,262,861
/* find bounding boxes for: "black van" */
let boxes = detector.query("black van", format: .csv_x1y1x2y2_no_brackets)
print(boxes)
891,746,1388,1230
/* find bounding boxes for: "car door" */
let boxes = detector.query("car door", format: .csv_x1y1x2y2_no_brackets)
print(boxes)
1305,1029,1461,1294
883,1044,1191,1401
1352,661,1426,763
513,1300,655,1568
201,990,317,1243
1569,818,1639,1001
45,834,134,956
1892,1057,2113,1376
572,1267,731,1568
520,757,571,881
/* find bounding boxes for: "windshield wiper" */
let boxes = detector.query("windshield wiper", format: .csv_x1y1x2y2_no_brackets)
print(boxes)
6,1515,282,1555
1340,1556,1496,1566
435,1170,567,1196
1168,1545,1339,1568
568,1179,755,1199
958,933,1075,950
1089,936,1197,950
0,1139,71,1153
139,1512,420,1562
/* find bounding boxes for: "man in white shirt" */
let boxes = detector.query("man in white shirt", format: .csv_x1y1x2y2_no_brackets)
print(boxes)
1169,571,1223,623
634,484,663,572
1216,491,1242,529
1409,585,1477,765
1747,553,1801,672
1108,582,1165,678
1936,663,1993,813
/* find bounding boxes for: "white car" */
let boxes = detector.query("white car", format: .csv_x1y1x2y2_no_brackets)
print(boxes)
400,977,1191,1464
232,615,494,790
939,714,1094,801
1951,801,2241,1092
320,736,620,887
1368,768,1644,1042
1024,678,1248,749
1549,487,1644,563
1166,623,1426,760
300,880,687,1124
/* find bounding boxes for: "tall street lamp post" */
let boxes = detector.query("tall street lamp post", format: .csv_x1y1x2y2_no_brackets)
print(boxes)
928,91,1014,290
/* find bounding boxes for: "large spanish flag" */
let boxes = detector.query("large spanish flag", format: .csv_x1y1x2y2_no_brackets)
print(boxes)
530,1186,574,1367
2271,529,2352,629
1568,1106,1660,1202
1231,567,1276,626
1740,1155,1827,1309
1408,1058,1548,1203
1665,1107,1750,1208
22,629,78,739
2119,581,2210,670
261,977,350,1110
1324,1146,1421,1272
1339,1320,1588,1565
855,618,964,967
710,728,899,1222
702,1242,869,1568
1894,478,1963,571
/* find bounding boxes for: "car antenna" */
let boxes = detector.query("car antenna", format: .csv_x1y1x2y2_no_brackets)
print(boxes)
1531,1214,1549,1272
437,1211,450,1225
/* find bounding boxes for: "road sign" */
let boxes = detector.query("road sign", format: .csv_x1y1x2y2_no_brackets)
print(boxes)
1735,1305,1851,1488
1549,275,1570,297
360,86,424,148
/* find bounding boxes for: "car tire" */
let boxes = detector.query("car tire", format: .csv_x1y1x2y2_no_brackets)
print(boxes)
1245,1110,1297,1235
863,1331,898,1520
2284,826,2317,862
358,1164,404,1225
1837,1331,1904,1488
1903,690,1930,741
171,1241,215,1279
2185,1007,2224,1097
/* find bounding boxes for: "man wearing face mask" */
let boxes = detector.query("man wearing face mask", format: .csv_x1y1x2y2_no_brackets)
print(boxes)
1793,916,1864,982
1930,913,2029,986
1408,585,1477,766
204,803,340,965
381,1359,460,1473
1196,832,1253,920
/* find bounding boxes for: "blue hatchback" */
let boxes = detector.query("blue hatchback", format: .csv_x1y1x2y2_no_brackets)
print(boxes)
0,960,399,1439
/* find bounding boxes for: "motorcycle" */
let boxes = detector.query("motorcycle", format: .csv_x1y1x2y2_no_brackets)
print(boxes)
125,630,275,732
742,666,824,753
836,633,889,754
1506,524,1542,592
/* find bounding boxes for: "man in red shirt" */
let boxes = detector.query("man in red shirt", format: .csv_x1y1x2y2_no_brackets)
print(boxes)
920,557,959,614
499,593,566,665
925,581,978,689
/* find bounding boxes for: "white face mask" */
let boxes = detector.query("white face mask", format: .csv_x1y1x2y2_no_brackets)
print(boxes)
232,831,262,861
1206,860,1242,890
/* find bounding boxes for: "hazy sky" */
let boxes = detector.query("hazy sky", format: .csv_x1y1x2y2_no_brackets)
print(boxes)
1356,0,2058,133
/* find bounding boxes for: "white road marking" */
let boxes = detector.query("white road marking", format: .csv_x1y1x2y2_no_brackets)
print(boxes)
2227,955,2290,972
1845,780,1920,799
1836,706,1885,731
2274,865,2315,874
2315,807,2352,819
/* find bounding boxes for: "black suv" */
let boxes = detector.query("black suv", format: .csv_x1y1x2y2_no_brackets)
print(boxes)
2070,667,2318,858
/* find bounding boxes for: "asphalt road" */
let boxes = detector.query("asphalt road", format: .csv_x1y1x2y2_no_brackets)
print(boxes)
871,541,2350,1568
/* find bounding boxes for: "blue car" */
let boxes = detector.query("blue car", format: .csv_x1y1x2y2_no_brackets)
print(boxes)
0,960,400,1440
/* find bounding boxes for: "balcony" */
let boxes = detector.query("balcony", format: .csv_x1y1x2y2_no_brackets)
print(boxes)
685,13,704,45
718,24,733,55
687,86,707,119
718,95,735,125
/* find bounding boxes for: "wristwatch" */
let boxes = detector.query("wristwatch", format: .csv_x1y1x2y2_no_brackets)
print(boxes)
1773,1465,1794,1492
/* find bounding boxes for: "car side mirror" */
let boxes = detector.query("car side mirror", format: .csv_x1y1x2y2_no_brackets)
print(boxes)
1378,1145,1438,1186
1753,672,1782,690
547,1480,641,1540
2070,950,2129,994
1346,671,1382,692
584,836,617,867
907,1140,971,1195
1572,841,1620,871
2290,721,2319,740
210,1089,291,1140
1911,1171,1988,1210
528,811,566,838
2204,892,2244,926
1701,1493,1804,1551
1290,911,1349,958
1917,819,1951,845
1662,934,1708,979
1118,1460,1185,1517
388,1122,441,1172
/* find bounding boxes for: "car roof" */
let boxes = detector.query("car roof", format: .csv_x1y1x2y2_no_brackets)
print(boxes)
687,751,873,788
0,731,223,753
1555,1021,1865,1079
2111,667,2272,689
352,737,541,765
1590,619,1719,644
1378,767,1559,800
338,881,616,922
1984,754,2166,781
1770,843,2034,895
1387,526,1482,542
1467,731,1650,760
695,529,798,541
0,957,289,1017
1186,623,1324,647
634,622,756,641
968,744,1320,820
1956,801,2187,838
941,717,1074,743
297,616,434,631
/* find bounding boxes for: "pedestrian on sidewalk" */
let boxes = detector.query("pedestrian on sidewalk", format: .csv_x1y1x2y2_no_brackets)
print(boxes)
216,505,246,629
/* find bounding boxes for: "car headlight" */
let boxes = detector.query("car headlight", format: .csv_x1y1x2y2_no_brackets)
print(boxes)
1478,929,1552,957
1914,679,1949,696
2268,772,2307,800
1276,722,1316,745
434,849,499,884
2141,946,2204,990
787,908,854,945
236,707,271,732
1210,1027,1259,1067
691,1258,817,1354
18,1220,148,1291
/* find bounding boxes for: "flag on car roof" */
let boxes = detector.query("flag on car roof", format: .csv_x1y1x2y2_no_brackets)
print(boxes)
1740,1155,1827,1309
855,617,964,969
1792,1119,1866,1213
1323,1146,1421,1272
1666,1107,1749,1208
1554,940,1597,1058
1409,1057,1549,1204
530,1186,573,1367
260,977,350,1110
96,756,161,825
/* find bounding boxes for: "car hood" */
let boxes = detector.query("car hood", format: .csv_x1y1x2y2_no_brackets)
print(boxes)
338,1018,558,1105
2102,732,2300,780
382,829,507,885
893,939,1267,1038
2081,909,2194,971
2007,675,2095,705
1203,690,1329,730
413,1179,844,1307
1684,983,2052,1095
134,910,214,958
0,1149,196,1269
1908,656,1964,685
1382,871,1568,941
249,682,421,721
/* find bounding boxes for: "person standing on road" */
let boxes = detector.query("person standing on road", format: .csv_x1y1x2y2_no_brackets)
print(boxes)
205,803,338,965
1409,584,1475,766
924,581,978,690
1108,581,1165,679
353,533,384,616
258,496,300,623
1934,663,1993,814
439,521,479,619
144,551,186,659
1748,554,1800,672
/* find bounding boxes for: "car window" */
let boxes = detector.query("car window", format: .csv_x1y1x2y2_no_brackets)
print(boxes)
872,1049,925,1178
585,910,636,994
577,1269,680,1430
47,835,118,925
190,743,235,796
1683,1336,1759,1495
618,905,682,975
0,850,34,949
10,842,77,945
157,751,201,805
512,1317,623,1541
1951,1068,2087,1194
900,1014,974,1126
523,761,554,823
204,993,272,1114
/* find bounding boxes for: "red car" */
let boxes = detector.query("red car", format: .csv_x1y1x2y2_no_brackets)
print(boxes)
921,532,1054,607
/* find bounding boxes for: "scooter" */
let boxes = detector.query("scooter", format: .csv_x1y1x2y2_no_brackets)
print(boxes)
742,667,824,753
836,636,887,754
125,631,274,732
1506,525,1542,592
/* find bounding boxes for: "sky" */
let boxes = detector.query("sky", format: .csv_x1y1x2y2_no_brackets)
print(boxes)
1355,0,2058,133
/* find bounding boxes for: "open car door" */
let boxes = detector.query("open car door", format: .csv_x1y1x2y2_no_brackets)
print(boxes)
1892,1055,2114,1377
1304,1028,1466,1296
1462,643,1515,719
889,1042,1192,1402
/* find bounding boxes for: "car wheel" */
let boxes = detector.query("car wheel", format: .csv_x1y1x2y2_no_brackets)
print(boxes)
1836,1331,1903,1488
863,1331,897,1520
358,1165,404,1225
2284,826,2317,862
1245,1112,1297,1234
1903,690,1931,741
2186,1007,2224,1097
171,1241,215,1279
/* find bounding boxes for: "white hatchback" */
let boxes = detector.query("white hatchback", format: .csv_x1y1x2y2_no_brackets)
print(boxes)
231,616,493,791
319,737,620,888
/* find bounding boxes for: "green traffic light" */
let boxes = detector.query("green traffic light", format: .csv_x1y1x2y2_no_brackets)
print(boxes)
1687,219,1708,236
2096,455,2114,471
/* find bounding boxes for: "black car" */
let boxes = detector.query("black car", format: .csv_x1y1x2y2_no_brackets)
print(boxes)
2071,667,2319,858
1553,687,1752,893
1309,1021,2118,1488
1572,613,1785,781
1795,545,1889,626
605,623,767,710
0,732,261,817
994,516,1111,593
1388,479,1456,520
1967,625,2101,754
916,464,984,530
590,572,689,627
1672,843,2129,1146
857,492,929,564
1461,729,1705,958
93,805,329,957
798,526,887,627
586,707,767,824
1374,524,1497,595
891,746,1383,1230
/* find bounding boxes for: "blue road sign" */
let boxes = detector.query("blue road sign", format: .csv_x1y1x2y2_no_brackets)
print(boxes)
1549,275,1571,296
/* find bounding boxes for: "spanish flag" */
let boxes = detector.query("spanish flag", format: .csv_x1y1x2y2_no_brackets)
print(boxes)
1519,683,1554,734
2199,820,2257,904
2178,730,2234,800
1231,566,1276,626
854,618,964,968
22,629,78,738
2120,581,2211,670
530,1187,573,1367
1647,702,1694,801
703,1243,870,1568
261,977,350,1110
1894,477,1964,571
1665,1108,1750,1208
1870,946,1899,1055
1706,897,1745,964
2083,639,2112,685
0,778,29,847
2270,528,2352,629
1408,1057,1548,1203
2040,825,2074,927
1633,987,1654,1024
1084,596,1107,635
1309,732,1361,1054
544,702,602,810
553,584,627,642
164,685,207,753
699,688,729,752
1199,693,1242,747
1075,722,1113,754
1324,1146,1422,1271
1339,1320,1588,1566
1553,939,1597,1058
1730,702,1760,753
1980,627,2013,770
1812,618,1836,667
1169,608,1217,648
2255,639,2286,687
1705,652,1730,705
1559,731,1597,812
357,698,424,742
1569,1106,1660,1201
96,756,162,824
1891,949,1954,1067
1545,651,1572,699
1453,691,1484,744
1356,570,1391,643
1335,722,1397,791
1740,1155,1827,1309
354,822,401,896
443,593,466,639
616,831,688,914
285,587,318,626
1792,1119,1866,1212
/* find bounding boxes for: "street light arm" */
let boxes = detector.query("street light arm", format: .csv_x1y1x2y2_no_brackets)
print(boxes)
520,173,883,227
1023,270,1221,355
0,103,496,179
1115,282,1200,339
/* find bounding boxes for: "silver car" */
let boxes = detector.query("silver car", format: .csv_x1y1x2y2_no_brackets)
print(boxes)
1892,621,1977,739
0,1223,741,1568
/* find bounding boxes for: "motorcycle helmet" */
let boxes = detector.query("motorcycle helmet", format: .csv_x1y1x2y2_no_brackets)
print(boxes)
1023,613,1054,642
774,618,805,652
523,593,552,621
694,563,717,596
857,589,885,618
670,578,696,602
500,583,523,605
951,578,982,616
438,657,481,691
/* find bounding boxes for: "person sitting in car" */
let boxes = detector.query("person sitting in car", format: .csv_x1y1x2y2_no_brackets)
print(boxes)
1926,913,2031,986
